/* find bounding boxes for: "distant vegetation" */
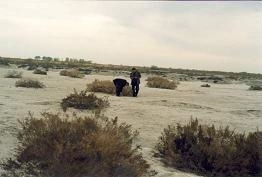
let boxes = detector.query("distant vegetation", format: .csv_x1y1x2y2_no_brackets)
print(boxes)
61,90,109,112
60,69,84,78
87,79,133,96
1,112,149,177
33,69,47,75
15,78,45,88
1,56,262,80
146,76,178,90
4,70,23,78
201,84,211,87
249,85,262,91
155,119,262,177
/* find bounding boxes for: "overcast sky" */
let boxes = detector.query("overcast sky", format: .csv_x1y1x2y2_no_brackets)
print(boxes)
1,1,262,73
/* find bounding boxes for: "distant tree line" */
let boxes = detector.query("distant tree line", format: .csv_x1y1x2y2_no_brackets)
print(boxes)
33,56,92,64
1,56,262,80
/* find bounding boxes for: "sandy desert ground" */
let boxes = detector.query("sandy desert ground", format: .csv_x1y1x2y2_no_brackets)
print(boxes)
0,67,262,177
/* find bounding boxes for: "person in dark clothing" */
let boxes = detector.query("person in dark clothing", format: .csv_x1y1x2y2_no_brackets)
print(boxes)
113,78,129,96
130,68,141,97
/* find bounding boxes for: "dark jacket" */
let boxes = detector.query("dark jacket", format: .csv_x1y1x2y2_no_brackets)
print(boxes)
113,78,128,89
130,71,141,85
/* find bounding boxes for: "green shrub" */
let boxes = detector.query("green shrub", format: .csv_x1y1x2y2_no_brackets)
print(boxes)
4,70,23,78
249,85,262,91
60,69,84,78
87,79,132,96
33,69,47,75
1,112,149,177
61,90,109,112
146,76,178,90
155,119,262,177
15,78,45,88
0,58,9,65
27,65,37,71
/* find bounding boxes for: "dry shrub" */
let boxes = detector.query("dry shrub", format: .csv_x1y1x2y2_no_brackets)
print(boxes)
249,85,262,91
33,69,47,75
87,79,132,96
155,119,262,177
87,79,115,94
122,86,133,96
4,70,23,78
15,78,45,88
60,69,84,78
146,76,178,90
1,112,149,177
61,90,109,112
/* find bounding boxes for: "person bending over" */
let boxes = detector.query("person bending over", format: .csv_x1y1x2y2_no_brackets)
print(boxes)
113,78,129,96
130,67,141,97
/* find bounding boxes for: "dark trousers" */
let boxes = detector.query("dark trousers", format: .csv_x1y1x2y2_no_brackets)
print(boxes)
115,86,123,96
132,84,139,97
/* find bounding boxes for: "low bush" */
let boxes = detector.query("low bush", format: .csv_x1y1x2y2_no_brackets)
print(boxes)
249,85,262,91
61,90,109,112
87,79,115,94
15,78,45,88
78,68,92,75
87,79,132,96
146,76,178,90
27,65,37,71
1,112,149,177
122,85,133,96
33,69,47,75
155,119,262,177
0,58,9,65
60,69,84,78
4,70,23,78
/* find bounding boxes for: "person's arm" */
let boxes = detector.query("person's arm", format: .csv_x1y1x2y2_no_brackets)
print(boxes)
130,73,133,79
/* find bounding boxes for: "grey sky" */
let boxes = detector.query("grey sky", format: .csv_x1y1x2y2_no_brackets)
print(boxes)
1,1,262,73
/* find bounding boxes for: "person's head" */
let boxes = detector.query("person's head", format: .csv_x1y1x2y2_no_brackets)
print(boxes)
132,67,136,72
125,82,129,86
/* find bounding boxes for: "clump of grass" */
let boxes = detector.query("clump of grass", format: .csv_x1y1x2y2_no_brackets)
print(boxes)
33,69,47,75
249,85,262,91
61,89,109,112
87,79,132,96
1,112,149,177
27,64,37,71
87,79,115,94
155,118,262,177
15,78,45,88
122,85,133,96
60,69,84,78
4,70,23,78
146,76,178,90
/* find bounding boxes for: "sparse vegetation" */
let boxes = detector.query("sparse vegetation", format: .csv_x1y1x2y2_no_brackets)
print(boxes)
15,78,45,88
155,118,262,177
146,76,178,90
1,112,149,177
4,70,23,78
33,69,47,75
1,57,262,81
201,84,211,87
0,58,9,65
61,90,109,112
87,79,115,94
249,85,262,91
122,85,133,96
87,79,133,96
60,69,84,78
